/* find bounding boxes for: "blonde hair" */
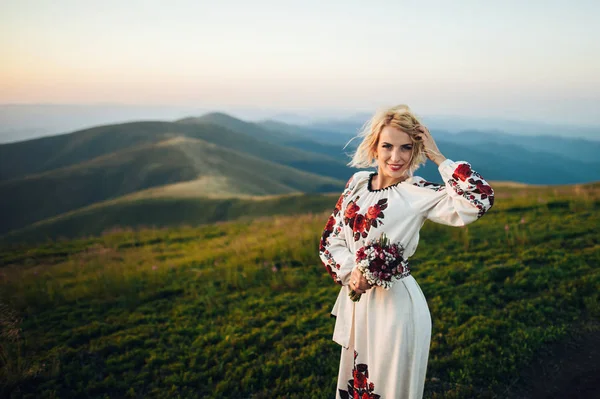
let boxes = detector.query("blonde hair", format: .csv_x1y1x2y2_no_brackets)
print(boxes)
345,104,429,175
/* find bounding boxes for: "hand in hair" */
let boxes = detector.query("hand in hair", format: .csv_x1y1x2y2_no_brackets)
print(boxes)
415,125,447,166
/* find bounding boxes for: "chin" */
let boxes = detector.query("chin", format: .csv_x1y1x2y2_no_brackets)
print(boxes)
387,166,407,176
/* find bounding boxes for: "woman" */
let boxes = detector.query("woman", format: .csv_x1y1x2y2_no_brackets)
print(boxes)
319,105,494,398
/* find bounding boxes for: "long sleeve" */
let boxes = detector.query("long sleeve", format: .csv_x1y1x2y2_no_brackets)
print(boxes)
319,173,360,286
416,159,494,226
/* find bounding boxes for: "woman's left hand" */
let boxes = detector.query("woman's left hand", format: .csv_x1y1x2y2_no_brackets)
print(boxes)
416,124,446,166
349,267,371,294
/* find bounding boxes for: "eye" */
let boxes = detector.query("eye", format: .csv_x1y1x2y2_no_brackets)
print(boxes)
382,144,392,149
402,145,413,150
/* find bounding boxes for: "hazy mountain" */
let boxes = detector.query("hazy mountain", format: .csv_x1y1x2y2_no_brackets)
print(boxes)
306,113,600,141
178,112,295,144
0,120,354,183
431,130,600,164
257,120,353,146
424,141,600,184
0,104,210,143
3,104,599,145
175,113,356,176
259,119,600,166
422,115,600,141
0,121,175,181
0,135,343,235
2,110,599,240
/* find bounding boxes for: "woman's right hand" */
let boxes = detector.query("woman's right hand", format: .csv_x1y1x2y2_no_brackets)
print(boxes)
349,267,371,294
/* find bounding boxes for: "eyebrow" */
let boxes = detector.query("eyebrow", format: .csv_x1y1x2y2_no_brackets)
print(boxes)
382,142,413,146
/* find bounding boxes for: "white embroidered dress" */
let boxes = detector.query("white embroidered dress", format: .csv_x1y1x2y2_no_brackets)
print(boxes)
318,159,494,399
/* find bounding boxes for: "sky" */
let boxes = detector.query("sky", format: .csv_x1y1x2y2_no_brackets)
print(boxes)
1,0,599,124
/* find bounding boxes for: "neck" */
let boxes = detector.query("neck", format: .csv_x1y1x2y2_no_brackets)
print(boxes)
374,170,408,189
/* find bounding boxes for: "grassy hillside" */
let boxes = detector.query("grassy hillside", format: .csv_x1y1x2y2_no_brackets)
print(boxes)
0,136,344,236
0,183,598,398
0,192,339,244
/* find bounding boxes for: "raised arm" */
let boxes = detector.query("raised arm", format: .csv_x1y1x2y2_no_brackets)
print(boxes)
413,124,494,226
417,159,494,226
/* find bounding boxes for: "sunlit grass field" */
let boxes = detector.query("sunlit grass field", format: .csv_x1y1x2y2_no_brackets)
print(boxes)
1,183,599,398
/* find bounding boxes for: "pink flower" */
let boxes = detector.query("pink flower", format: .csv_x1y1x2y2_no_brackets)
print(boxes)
504,224,510,231
152,265,158,271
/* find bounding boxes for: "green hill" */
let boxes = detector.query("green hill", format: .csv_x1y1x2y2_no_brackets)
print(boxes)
0,182,598,398
0,118,353,184
178,112,296,144
176,113,355,177
0,136,343,236
0,121,174,182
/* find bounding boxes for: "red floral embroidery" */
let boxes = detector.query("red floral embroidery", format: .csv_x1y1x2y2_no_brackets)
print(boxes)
366,204,380,219
339,351,380,399
319,214,342,284
414,163,494,219
319,174,359,285
354,214,366,233
345,198,388,241
345,199,360,221
325,215,336,233
475,180,493,197
413,179,445,191
334,195,344,216
453,163,472,181
366,199,387,228
320,249,341,283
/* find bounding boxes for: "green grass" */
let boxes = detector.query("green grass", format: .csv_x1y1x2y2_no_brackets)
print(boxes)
0,183,599,398
0,193,341,245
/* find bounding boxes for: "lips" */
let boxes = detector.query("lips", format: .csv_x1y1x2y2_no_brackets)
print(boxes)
388,164,403,171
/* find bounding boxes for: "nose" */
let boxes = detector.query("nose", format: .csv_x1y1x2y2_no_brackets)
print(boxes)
391,149,403,162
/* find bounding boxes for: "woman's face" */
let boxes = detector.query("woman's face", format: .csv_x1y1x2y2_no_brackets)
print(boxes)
375,125,413,181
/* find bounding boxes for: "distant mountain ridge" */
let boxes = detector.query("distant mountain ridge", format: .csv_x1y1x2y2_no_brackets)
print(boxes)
0,118,351,236
0,119,353,183
1,110,599,240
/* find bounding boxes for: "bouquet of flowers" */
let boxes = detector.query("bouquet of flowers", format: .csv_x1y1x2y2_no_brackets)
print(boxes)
349,233,410,302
